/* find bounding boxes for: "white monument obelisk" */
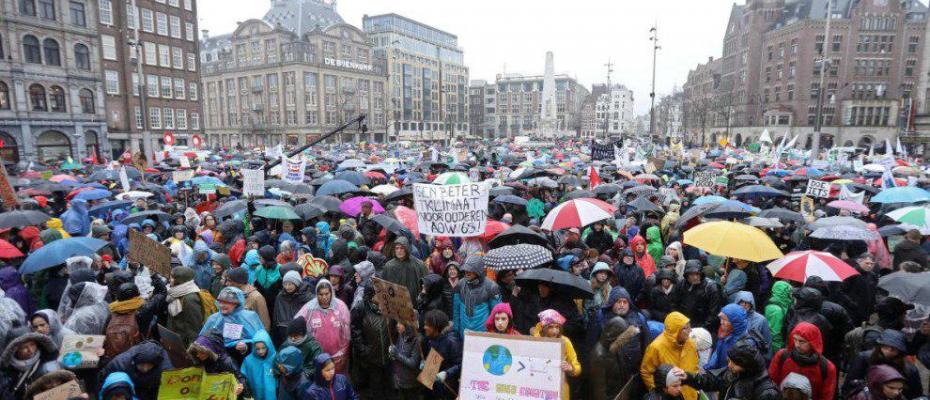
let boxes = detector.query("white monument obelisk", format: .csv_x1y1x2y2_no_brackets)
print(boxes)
539,51,558,139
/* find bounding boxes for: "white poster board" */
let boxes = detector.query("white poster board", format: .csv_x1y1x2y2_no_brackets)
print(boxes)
460,331,563,400
172,169,194,183
119,167,131,192
282,155,306,184
805,180,832,198
179,156,191,169
241,169,265,197
413,183,489,237
693,171,718,189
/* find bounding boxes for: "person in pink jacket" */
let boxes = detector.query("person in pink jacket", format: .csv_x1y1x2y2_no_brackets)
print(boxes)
296,279,351,374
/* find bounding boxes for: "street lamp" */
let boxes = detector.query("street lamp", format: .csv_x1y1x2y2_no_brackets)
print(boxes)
649,25,661,140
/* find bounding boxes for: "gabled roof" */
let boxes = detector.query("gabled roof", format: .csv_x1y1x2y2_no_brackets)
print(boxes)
263,0,344,37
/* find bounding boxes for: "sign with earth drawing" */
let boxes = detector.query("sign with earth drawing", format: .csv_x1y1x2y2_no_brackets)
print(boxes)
459,331,563,400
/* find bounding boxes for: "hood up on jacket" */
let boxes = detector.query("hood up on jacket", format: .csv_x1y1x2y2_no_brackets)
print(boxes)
0,332,57,367
484,302,517,334
720,303,749,338
769,281,793,309
99,371,136,400
865,364,906,398
312,352,334,386
792,287,824,311
662,312,690,346
274,346,304,377
31,309,74,347
787,322,824,355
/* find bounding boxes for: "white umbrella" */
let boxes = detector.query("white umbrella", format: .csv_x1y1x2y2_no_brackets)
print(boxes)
116,191,153,200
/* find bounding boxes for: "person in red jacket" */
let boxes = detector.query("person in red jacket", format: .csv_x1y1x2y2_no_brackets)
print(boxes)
769,322,837,400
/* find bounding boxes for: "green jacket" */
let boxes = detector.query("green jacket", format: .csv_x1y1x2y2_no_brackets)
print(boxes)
381,237,428,301
646,226,664,265
284,335,324,380
764,281,793,351
165,267,205,347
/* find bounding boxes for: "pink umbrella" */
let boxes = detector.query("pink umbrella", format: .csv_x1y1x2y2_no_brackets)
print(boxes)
541,198,616,231
339,197,384,217
766,250,859,283
394,206,419,238
826,199,869,214
49,174,77,183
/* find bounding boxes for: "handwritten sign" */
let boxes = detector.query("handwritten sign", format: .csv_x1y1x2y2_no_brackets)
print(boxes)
413,183,489,237
693,171,718,189
173,169,194,183
372,277,418,328
800,196,816,223
417,349,444,390
179,156,191,169
805,180,831,198
59,335,105,369
34,380,82,400
119,167,131,192
241,169,265,197
282,155,306,184
128,229,172,276
158,367,238,400
199,183,216,195
460,331,563,400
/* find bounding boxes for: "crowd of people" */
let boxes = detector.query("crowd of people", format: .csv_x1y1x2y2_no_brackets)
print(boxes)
0,141,928,400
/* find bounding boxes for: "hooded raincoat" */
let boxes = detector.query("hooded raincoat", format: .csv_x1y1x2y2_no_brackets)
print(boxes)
61,282,110,335
769,322,837,400
241,330,277,400
275,346,311,400
641,312,699,400
0,266,32,316
734,290,772,345
61,199,90,237
187,241,215,289
646,226,664,267
304,353,359,400
706,303,749,370
381,237,428,301
199,287,266,349
30,309,75,348
630,235,656,278
765,281,793,351
296,279,351,374
97,341,173,400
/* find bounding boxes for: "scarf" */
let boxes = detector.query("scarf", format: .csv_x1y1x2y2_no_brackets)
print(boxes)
167,280,202,317
287,335,308,347
11,352,40,393
108,297,145,314
255,264,281,289
790,348,820,366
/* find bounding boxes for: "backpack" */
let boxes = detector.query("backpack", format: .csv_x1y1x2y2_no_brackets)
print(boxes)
104,311,142,357
197,290,218,317
739,328,771,362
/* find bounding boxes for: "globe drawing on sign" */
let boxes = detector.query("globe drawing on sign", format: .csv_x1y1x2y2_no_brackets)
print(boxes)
482,345,513,376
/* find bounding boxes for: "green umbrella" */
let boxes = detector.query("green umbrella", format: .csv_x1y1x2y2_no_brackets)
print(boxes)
432,172,471,185
253,205,300,220
887,206,930,228
60,162,83,170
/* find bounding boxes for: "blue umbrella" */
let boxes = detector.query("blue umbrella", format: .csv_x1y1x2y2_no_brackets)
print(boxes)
765,169,791,177
316,179,359,197
88,200,133,217
74,189,112,201
676,179,694,186
872,186,930,204
693,195,727,205
732,185,790,198
20,237,108,274
81,182,109,190
191,176,225,186
336,159,366,171
335,171,371,186
703,200,756,219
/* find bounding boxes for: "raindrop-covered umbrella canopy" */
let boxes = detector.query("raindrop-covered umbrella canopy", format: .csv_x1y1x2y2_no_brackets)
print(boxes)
758,207,805,224
295,203,328,220
628,197,663,213
340,197,384,217
693,195,727,205
767,250,858,283
488,225,551,249
623,185,657,197
558,175,580,186
527,177,558,188
564,190,595,200
489,186,514,197
371,214,411,236
515,267,593,299
871,186,930,204
809,216,868,230
541,198,616,231
879,271,930,307
311,195,343,212
731,185,790,198
254,205,301,220
214,199,247,219
0,210,50,229
335,171,371,186
115,191,153,201
594,183,623,195
745,216,784,229
683,221,783,262
370,184,399,196
383,187,413,202
826,199,870,214
485,244,553,271
493,195,528,206
316,180,359,197
433,172,471,185
88,200,133,217
20,237,109,274
886,206,930,228
703,200,754,219
336,159,366,171
74,189,111,201
810,224,880,241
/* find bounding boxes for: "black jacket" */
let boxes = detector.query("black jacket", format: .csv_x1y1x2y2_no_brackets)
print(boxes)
0,333,60,400
684,343,778,400
785,287,833,346
98,341,173,400
843,349,923,399
588,317,641,400
272,282,313,346
673,264,722,331
613,261,645,303
423,327,462,400
893,239,928,270
841,267,879,326
585,230,614,254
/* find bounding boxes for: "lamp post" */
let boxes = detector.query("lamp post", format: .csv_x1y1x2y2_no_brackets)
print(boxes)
649,24,661,140
810,0,833,164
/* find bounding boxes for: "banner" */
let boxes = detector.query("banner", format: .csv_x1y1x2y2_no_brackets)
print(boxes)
59,335,105,369
241,169,265,197
173,170,194,183
119,167,131,192
413,183,489,237
590,139,622,161
805,180,831,198
460,331,563,400
158,367,238,400
282,155,306,185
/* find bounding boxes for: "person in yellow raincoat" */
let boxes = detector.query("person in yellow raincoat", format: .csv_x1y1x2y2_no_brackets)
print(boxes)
45,218,70,238
531,309,581,400
641,311,699,400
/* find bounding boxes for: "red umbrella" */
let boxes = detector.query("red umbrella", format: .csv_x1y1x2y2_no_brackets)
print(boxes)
480,220,511,243
364,171,386,180
0,239,24,259
394,206,419,238
541,198,616,231
766,250,859,283
708,162,725,169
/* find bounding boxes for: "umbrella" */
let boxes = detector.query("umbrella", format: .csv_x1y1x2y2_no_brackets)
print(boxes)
49,174,78,183
634,174,661,182
288,184,315,196
393,206,420,238
265,179,294,189
515,268,593,299
255,199,291,208
487,225,550,249
0,239,23,259
734,174,759,181
340,197,384,217
594,183,623,195
810,225,880,241
527,177,558,189
20,237,109,274
871,186,930,204
732,185,789,198
809,216,868,230
335,171,371,186
766,250,859,283
541,198,616,231
370,184,399,196
623,185,657,197
886,206,930,228
371,214,411,236
74,189,111,201
879,224,921,237
757,207,806,224
337,159,366,171
316,180,359,197
558,176,580,186
703,200,754,219
88,200,133,217
0,210,50,229
295,203,327,220
746,216,784,229
879,271,930,307
384,187,413,202
311,196,343,213
683,221,783,262
115,191,153,201
121,210,171,226
628,197,662,213
433,172,471,185
563,190,595,200
485,244,553,271
693,195,727,205
489,186,515,197
213,200,248,219
254,205,301,220
676,203,721,227
826,200,869,214
793,167,824,177
494,195,528,206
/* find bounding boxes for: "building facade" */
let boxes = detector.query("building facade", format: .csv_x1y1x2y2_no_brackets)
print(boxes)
468,79,485,138
200,18,387,147
98,0,203,156
655,89,684,144
492,73,589,138
363,13,468,143
592,83,635,138
0,0,109,165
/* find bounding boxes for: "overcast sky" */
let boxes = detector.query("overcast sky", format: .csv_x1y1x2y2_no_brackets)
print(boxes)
198,0,736,115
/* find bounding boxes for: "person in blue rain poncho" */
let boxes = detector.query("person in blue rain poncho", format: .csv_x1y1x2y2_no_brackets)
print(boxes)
200,287,266,352
240,249,262,285
187,240,215,289
315,221,336,261
241,330,277,400
61,198,91,237
99,371,138,400
274,346,311,400
706,303,749,370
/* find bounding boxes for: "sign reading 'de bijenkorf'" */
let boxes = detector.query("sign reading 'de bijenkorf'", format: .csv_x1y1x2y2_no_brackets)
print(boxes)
413,183,489,237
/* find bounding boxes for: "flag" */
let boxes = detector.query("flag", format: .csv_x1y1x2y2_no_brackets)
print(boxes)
90,146,98,165
838,185,865,205
588,166,602,189
897,137,907,158
885,138,894,156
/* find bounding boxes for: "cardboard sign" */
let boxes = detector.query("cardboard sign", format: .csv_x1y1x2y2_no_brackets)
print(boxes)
34,380,82,400
128,229,172,276
59,335,105,369
693,171,718,189
119,167,131,192
417,349,444,390
412,183,489,237
158,367,238,400
158,324,192,369
805,180,831,198
241,169,265,197
800,196,816,223
297,254,329,278
0,162,17,210
460,331,563,400
372,277,418,328
173,169,194,183
199,183,216,195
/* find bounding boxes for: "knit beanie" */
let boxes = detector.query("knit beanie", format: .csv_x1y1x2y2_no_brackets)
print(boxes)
287,317,307,337
226,267,249,285
283,270,302,287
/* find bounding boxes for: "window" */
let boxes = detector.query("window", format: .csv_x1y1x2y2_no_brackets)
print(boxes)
69,1,85,26
185,22,194,41
134,106,143,129
184,0,191,10
38,0,54,20
29,84,46,111
168,0,178,6
158,44,170,67
74,44,90,70
0,82,9,110
174,78,185,99
176,109,187,129
104,70,119,94
48,86,65,112
20,0,35,16
909,36,920,53
191,112,199,130
172,47,183,69
156,12,167,36
43,39,60,66
189,83,198,100
131,73,139,96
101,35,116,60
149,107,161,128
126,4,138,29
146,75,159,97
163,108,174,129
79,89,94,113
906,59,917,76
23,35,41,63
141,8,154,32
186,53,196,71
169,16,181,38
144,42,157,65
160,77,172,97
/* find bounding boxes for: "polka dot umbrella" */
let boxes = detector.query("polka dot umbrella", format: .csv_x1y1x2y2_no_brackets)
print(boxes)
485,244,553,271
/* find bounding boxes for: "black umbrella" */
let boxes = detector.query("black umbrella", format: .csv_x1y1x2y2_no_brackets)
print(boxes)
121,210,172,225
558,175,581,186
88,200,133,217
493,195,528,206
372,214,411,236
676,203,721,227
487,225,551,249
311,196,342,213
878,224,915,237
335,171,371,186
0,210,50,229
214,200,247,219
594,183,623,195
628,197,663,213
383,187,413,202
489,186,515,197
564,190,595,200
734,174,760,181
879,271,930,307
757,207,805,224
842,183,881,194
515,268,594,299
295,203,328,220
732,185,790,198
485,244,553,271
290,184,315,195
255,199,292,208
703,202,751,219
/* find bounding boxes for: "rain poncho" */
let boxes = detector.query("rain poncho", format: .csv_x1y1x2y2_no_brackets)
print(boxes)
99,371,136,400
0,288,25,350
187,241,215,289
295,279,351,374
30,309,75,348
645,226,664,268
706,303,749,370
315,221,335,260
61,282,110,335
641,312,699,400
765,281,793,351
240,249,261,285
0,266,32,316
61,199,91,236
241,330,277,400
199,287,266,348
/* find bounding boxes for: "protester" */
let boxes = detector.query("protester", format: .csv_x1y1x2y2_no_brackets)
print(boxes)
532,309,581,400
641,312,698,400
769,322,837,400
296,279,351,374
241,330,277,400
97,341,173,400
452,254,501,336
305,353,359,400
0,332,61,400
588,316,640,400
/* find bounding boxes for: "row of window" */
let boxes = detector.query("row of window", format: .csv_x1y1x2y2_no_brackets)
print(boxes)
19,35,93,70
141,42,197,72
18,0,82,24
100,0,195,42
102,70,198,102
136,107,198,130
0,81,96,114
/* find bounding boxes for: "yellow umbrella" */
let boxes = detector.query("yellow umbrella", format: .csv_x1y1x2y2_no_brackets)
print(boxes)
832,179,853,184
683,221,783,262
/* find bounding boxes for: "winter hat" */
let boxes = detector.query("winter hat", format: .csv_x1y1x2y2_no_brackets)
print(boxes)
461,254,485,274
876,329,908,353
537,309,566,327
287,317,307,337
354,261,375,281
781,373,812,398
591,262,613,276
659,256,677,267
216,288,240,304
689,327,713,351
226,267,249,285
212,254,232,269
282,270,302,287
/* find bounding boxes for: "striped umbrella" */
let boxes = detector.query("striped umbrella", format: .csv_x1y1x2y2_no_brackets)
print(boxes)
766,250,859,283
887,206,930,228
432,172,471,185
541,198,616,231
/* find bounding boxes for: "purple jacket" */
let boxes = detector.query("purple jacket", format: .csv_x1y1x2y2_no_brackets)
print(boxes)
0,266,32,316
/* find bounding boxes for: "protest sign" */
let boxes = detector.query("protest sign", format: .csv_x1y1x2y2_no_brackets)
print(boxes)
34,380,82,400
282,155,306,184
179,156,191,169
297,253,329,278
644,163,657,175
159,324,193,369
800,196,816,223
119,167,131,192
158,367,238,400
693,171,718,189
241,169,265,197
128,229,172,276
417,349,444,390
372,277,418,328
59,335,105,369
460,331,563,400
853,158,864,172
199,183,216,195
805,180,832,198
173,169,194,183
0,162,17,210
413,183,489,237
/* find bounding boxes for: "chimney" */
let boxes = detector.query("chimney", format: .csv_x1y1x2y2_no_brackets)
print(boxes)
201,29,209,39
708,56,714,62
